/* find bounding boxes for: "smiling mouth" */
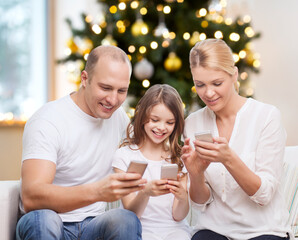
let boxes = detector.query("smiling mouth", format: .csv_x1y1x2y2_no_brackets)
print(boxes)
152,130,166,137
206,97,219,103
100,103,113,110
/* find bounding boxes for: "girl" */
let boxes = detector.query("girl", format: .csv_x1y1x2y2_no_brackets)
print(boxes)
182,38,293,240
112,84,191,240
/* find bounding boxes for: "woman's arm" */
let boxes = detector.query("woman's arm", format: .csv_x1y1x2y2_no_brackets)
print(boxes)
182,138,211,204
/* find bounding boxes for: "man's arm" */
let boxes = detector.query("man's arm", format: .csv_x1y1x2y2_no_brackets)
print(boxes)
21,159,147,213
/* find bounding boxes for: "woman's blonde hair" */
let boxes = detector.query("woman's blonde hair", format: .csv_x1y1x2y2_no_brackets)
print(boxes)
122,84,185,171
190,39,238,91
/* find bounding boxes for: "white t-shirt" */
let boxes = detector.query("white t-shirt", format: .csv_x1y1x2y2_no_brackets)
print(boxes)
184,98,293,239
112,145,191,235
21,94,129,222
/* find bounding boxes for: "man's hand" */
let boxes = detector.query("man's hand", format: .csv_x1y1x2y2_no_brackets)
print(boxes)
95,172,147,202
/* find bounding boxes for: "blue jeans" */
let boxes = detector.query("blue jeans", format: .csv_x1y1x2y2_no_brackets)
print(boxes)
192,230,290,240
16,209,142,240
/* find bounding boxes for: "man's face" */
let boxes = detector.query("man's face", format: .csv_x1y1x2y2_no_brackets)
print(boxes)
82,58,130,119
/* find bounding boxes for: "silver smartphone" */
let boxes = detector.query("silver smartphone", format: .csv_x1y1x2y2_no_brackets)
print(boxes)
126,160,148,176
194,130,213,143
160,164,178,180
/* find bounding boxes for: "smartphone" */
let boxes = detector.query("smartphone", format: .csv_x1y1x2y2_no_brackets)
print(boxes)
194,130,213,143
160,164,178,180
126,160,148,176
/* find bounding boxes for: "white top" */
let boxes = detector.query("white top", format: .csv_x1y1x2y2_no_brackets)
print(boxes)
184,98,293,239
112,145,190,234
21,94,129,222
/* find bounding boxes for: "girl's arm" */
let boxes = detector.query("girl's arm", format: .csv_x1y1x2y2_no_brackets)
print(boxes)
114,168,169,218
168,174,189,221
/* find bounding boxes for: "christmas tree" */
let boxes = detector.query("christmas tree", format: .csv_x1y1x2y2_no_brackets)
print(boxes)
58,0,261,111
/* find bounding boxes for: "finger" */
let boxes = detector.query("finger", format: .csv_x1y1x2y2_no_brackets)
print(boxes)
115,172,143,181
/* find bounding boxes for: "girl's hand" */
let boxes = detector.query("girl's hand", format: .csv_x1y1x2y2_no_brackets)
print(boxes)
142,179,170,197
167,176,188,202
194,137,233,165
182,138,210,175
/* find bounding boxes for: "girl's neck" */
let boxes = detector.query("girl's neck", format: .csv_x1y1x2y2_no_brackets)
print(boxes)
139,139,169,161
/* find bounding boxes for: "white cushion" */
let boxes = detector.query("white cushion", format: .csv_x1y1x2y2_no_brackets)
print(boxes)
283,146,298,237
0,181,20,240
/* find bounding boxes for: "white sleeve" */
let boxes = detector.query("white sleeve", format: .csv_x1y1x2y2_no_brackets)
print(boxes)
111,147,131,172
22,118,60,164
190,182,214,212
249,107,286,205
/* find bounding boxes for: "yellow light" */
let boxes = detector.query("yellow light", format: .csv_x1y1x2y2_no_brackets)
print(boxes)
118,2,126,10
199,33,207,40
191,86,197,93
157,4,163,12
233,53,240,63
190,31,200,45
239,50,247,59
177,0,184,2
253,59,261,68
183,32,190,40
141,26,148,35
150,41,158,49
201,20,208,28
182,103,186,109
92,24,102,34
225,18,233,25
142,79,150,88
162,40,170,48
199,8,207,17
240,72,248,80
245,27,255,37
243,15,251,23
214,31,223,39
229,32,240,41
139,46,147,54
84,53,89,61
163,6,171,14
85,15,93,23
169,32,176,39
109,5,117,14
162,31,170,39
237,19,244,25
216,16,224,23
116,20,124,28
128,45,136,53
131,1,139,9
140,7,147,15
127,54,132,61
246,88,254,96
64,48,71,56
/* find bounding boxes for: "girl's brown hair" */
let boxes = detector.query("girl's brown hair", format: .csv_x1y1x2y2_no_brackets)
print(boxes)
123,84,185,171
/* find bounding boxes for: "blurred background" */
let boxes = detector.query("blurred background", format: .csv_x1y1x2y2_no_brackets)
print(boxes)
1,0,297,180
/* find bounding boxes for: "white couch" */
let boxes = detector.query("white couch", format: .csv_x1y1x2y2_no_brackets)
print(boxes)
1,146,297,240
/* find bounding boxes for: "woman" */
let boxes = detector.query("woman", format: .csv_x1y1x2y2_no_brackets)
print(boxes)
182,38,293,240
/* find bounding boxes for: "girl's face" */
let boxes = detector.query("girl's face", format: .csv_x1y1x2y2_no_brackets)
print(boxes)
191,65,237,113
144,103,176,146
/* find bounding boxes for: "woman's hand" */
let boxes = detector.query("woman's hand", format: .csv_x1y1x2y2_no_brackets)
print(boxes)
182,138,210,175
193,136,233,166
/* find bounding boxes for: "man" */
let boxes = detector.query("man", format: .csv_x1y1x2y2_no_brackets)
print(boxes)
16,45,146,240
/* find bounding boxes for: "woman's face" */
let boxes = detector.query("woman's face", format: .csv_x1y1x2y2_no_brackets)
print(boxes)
191,66,237,113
